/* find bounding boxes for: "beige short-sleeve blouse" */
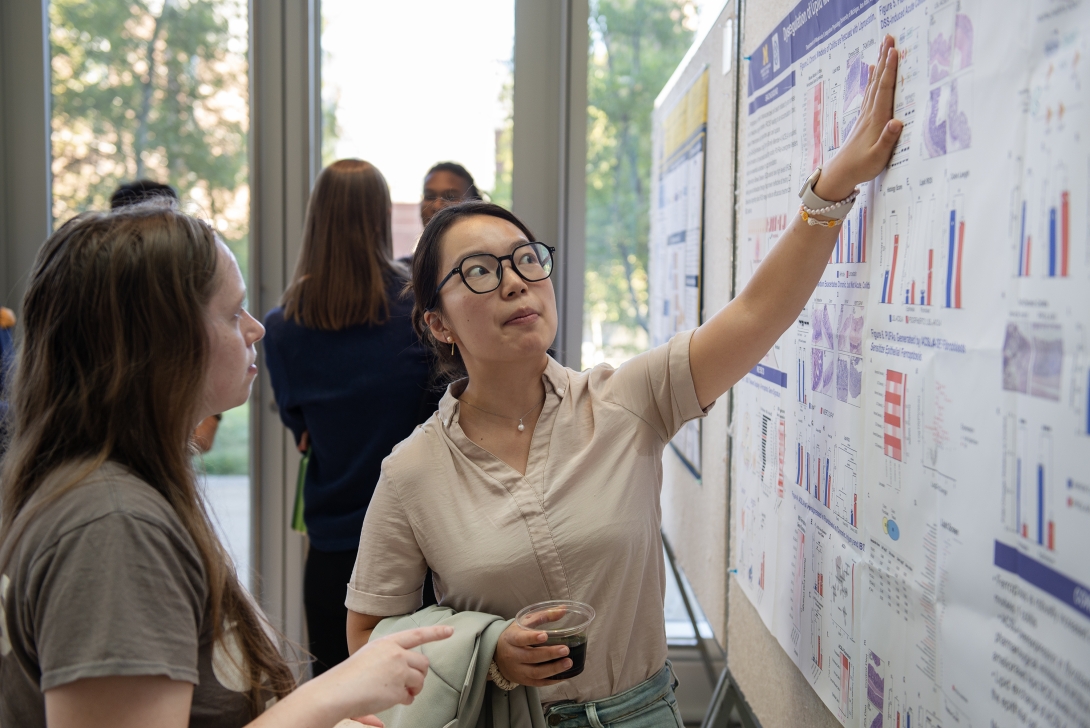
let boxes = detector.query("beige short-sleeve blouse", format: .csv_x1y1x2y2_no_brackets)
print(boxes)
346,330,709,704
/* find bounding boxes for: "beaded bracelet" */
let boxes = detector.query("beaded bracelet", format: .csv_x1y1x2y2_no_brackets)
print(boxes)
801,187,860,217
799,206,845,228
488,660,520,691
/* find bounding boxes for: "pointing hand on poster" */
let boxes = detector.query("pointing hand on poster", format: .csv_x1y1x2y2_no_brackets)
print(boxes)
815,35,904,202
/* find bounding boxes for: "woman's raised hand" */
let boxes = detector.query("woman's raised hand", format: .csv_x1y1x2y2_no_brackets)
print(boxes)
494,615,572,687
816,34,903,201
316,625,453,723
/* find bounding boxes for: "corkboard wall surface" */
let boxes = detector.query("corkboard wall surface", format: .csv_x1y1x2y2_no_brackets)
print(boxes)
658,1,737,649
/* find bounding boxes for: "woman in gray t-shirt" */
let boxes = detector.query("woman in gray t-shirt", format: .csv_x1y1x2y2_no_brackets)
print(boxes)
0,204,450,727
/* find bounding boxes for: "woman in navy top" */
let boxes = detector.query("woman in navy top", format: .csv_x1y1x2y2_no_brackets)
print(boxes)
263,159,437,676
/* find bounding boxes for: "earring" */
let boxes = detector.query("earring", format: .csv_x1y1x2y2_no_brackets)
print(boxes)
447,336,454,356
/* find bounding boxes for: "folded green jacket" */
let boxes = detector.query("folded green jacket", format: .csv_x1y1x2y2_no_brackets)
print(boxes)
372,605,547,728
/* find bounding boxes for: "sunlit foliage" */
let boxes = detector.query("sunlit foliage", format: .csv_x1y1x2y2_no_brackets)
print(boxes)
584,0,696,366
50,0,250,271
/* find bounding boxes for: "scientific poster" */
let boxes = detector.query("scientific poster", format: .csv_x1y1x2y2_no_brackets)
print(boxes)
651,69,709,476
732,1,1090,726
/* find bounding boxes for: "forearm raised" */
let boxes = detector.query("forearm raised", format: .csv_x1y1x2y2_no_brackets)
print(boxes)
689,35,903,408
692,216,840,407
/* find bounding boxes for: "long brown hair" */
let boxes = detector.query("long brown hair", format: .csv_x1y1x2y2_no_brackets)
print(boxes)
410,201,536,382
0,203,294,711
282,159,398,330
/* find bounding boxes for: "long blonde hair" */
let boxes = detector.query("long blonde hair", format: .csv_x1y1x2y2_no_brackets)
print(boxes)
0,203,294,711
282,159,399,330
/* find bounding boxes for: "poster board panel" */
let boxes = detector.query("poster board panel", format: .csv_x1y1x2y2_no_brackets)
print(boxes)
656,5,738,645
731,0,1090,726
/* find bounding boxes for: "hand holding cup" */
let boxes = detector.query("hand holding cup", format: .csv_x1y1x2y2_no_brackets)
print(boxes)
494,600,596,687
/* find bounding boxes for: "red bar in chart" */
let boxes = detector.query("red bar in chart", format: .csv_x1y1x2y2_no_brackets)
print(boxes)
1048,521,1055,551
884,370,905,461
840,653,850,715
777,417,786,499
796,443,804,487
926,249,934,306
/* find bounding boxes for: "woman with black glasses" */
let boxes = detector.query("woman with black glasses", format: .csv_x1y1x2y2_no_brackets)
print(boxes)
346,36,904,727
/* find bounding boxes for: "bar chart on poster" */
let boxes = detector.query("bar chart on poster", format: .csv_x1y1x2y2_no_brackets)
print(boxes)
731,0,1090,726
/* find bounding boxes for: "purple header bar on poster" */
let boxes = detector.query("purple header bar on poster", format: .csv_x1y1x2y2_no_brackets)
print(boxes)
747,0,878,98
748,72,796,115
994,541,1090,620
750,364,789,388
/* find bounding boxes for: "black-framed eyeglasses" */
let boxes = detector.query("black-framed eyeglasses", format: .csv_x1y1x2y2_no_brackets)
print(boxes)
427,242,556,311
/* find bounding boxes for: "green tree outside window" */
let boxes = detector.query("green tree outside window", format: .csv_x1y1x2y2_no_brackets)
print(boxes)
50,0,250,474
50,0,249,274
584,0,696,367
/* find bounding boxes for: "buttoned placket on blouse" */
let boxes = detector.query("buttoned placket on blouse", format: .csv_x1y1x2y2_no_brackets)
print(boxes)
441,365,574,602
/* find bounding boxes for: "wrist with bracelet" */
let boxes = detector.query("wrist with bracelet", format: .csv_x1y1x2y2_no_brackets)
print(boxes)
488,660,519,691
798,167,859,228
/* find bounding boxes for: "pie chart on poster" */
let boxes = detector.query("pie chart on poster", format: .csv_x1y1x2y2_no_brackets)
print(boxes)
883,518,900,541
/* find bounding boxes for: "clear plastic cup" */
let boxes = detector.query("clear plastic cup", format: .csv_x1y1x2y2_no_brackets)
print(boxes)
515,599,596,679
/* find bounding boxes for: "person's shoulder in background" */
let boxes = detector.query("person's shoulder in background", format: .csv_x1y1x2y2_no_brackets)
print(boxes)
263,305,287,331
1,307,16,434
1,307,14,364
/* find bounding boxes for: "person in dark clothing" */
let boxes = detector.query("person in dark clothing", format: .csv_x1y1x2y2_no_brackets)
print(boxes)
263,159,438,677
0,307,15,450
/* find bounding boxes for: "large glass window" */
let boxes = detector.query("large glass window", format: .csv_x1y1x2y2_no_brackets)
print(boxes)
320,0,514,258
582,1,704,369
48,0,253,583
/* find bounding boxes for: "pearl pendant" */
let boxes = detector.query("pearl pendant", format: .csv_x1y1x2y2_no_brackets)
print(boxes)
518,421,525,432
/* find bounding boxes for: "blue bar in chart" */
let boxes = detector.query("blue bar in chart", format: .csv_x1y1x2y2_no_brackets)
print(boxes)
1049,208,1057,277
1037,464,1045,546
946,210,955,307
1018,200,1027,276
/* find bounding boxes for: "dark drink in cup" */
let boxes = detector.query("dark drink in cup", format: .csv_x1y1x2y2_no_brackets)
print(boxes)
515,600,595,680
547,633,588,679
